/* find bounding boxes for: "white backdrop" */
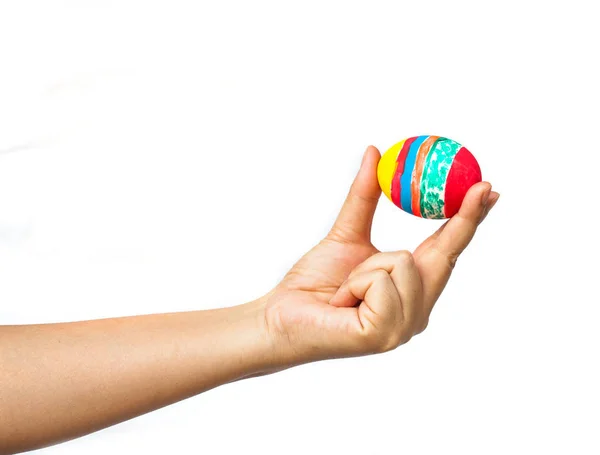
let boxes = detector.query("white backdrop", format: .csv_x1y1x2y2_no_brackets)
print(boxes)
1,1,598,453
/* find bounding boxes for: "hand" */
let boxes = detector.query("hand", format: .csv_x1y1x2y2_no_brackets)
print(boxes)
262,146,499,365
0,145,498,453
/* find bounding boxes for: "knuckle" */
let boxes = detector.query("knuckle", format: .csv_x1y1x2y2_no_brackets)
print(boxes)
447,253,459,269
380,329,413,353
378,335,398,353
326,227,356,245
431,246,458,270
351,190,379,205
373,269,390,284
415,317,429,335
395,250,414,263
368,251,386,265
396,331,413,347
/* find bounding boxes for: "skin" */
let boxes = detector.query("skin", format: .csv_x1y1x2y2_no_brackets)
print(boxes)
0,146,499,454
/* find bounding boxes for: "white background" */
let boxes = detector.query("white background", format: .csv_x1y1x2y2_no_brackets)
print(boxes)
1,1,599,453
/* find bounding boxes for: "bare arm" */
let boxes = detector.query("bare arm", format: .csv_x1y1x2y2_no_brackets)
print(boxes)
0,301,274,454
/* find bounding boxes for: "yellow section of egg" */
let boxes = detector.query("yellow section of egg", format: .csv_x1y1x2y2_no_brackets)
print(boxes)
377,139,405,201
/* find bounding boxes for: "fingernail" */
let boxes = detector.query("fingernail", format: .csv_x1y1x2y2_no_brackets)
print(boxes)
361,147,370,166
481,186,492,206
487,193,500,211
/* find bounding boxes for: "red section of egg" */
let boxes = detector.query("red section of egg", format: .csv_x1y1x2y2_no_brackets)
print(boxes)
444,147,482,217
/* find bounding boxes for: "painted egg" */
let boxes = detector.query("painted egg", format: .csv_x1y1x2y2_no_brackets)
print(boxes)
377,135,481,219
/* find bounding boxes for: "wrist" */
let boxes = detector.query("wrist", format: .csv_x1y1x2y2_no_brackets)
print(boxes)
231,295,286,378
243,292,304,377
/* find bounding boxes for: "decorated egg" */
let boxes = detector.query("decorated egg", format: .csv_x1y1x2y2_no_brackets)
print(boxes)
377,136,482,219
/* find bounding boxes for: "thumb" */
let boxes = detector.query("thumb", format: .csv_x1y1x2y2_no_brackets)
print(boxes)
328,146,382,243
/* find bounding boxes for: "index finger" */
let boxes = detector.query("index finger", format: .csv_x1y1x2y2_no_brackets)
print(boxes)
415,181,497,308
434,181,493,263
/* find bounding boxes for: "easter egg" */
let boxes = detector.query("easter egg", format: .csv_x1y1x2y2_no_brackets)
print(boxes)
377,135,481,219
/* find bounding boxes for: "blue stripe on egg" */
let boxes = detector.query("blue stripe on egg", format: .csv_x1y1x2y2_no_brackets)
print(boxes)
400,135,427,214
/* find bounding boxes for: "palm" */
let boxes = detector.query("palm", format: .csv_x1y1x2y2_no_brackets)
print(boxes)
283,239,377,301
264,238,377,337
263,149,383,339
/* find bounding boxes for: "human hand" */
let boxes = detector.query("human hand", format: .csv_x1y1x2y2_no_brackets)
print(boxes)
0,145,498,454
261,146,499,366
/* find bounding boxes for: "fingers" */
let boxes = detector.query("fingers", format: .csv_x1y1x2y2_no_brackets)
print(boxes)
415,181,499,309
480,191,500,223
434,182,493,264
329,251,425,351
414,187,499,259
328,146,382,244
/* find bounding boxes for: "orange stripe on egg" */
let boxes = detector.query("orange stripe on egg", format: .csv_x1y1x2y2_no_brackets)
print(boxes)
411,135,439,217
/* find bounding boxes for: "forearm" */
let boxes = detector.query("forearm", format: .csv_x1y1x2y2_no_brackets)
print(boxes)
0,299,274,454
